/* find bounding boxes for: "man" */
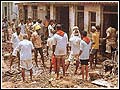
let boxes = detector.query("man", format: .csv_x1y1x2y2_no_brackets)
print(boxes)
46,29,56,74
2,17,9,42
89,26,100,69
18,19,26,34
70,26,81,38
31,25,45,67
11,19,17,33
79,31,91,81
104,27,117,59
48,20,55,38
53,24,68,79
43,15,50,38
10,26,23,70
65,26,81,74
12,34,34,82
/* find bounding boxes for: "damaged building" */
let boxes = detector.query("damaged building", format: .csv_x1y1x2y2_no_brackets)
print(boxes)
16,2,118,38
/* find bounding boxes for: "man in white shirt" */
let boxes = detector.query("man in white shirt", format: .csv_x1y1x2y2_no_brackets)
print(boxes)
12,34,34,82
46,29,56,74
10,26,23,70
65,28,81,74
53,24,68,79
18,19,26,34
2,17,9,42
79,31,91,81
70,26,81,38
48,20,55,38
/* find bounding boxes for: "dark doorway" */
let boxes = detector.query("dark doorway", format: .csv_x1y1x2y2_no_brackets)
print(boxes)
103,14,118,38
56,6,69,37
23,5,28,23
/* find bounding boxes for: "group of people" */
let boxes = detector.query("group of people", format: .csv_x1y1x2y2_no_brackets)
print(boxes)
2,16,117,82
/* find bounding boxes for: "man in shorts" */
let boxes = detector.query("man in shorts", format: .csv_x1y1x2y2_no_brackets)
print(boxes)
10,26,23,70
12,34,34,82
31,25,45,67
79,31,91,81
46,29,56,74
104,27,117,59
89,26,100,69
65,26,81,74
53,24,68,79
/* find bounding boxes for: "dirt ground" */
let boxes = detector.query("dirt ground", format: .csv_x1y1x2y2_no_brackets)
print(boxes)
1,42,118,89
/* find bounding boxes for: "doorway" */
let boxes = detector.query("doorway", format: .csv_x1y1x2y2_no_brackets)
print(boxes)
56,6,69,37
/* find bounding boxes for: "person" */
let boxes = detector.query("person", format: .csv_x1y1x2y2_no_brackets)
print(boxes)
79,31,91,81
37,20,45,41
46,29,56,74
12,34,34,82
89,26,100,69
10,26,23,70
32,20,37,31
2,17,9,42
18,19,26,34
53,24,68,79
43,15,50,38
48,20,55,38
25,19,32,40
70,26,81,38
104,27,117,59
11,19,17,33
65,26,81,74
31,25,45,67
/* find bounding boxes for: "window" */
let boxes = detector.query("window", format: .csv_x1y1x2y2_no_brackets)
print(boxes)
75,6,84,31
88,12,96,33
32,6,37,20
4,7,7,16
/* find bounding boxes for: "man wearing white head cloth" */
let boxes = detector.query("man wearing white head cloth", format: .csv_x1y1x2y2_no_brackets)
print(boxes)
66,26,81,74
70,26,81,38
89,26,100,69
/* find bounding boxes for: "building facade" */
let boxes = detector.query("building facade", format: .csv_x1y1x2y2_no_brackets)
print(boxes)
2,2,13,21
16,2,118,38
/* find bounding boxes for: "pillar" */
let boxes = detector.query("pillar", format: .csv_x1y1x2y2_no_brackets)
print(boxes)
50,4,54,20
69,5,75,36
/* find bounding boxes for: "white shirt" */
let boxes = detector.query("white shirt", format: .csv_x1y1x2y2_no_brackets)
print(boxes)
47,36,55,50
79,40,91,60
69,36,81,55
12,39,34,60
11,32,22,49
48,25,54,37
53,33,68,55
18,23,26,34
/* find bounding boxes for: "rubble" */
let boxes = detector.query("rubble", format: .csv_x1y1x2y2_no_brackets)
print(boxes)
89,71,101,81
2,42,118,88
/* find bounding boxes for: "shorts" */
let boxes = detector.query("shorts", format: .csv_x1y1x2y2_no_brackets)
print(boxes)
55,55,66,59
20,59,33,70
80,59,89,65
90,49,98,55
106,41,116,53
